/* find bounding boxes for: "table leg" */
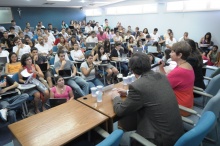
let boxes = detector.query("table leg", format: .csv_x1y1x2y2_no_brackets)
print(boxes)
102,66,106,85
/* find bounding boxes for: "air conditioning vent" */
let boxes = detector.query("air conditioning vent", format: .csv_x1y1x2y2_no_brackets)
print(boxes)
43,3,55,5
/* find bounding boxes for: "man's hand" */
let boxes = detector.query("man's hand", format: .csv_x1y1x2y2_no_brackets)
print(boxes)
33,55,38,61
61,60,66,66
111,90,120,100
117,88,127,97
71,73,75,77
0,82,6,88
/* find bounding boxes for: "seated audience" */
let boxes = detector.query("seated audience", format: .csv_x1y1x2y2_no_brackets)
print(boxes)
165,32,177,49
199,32,212,54
162,49,171,63
85,23,93,34
0,45,9,62
111,52,184,146
8,27,18,37
0,66,28,123
143,28,149,35
110,42,129,76
61,21,68,29
5,52,22,75
30,47,53,88
50,76,74,101
159,41,194,116
18,53,50,114
32,28,42,43
57,36,70,52
80,54,104,88
147,53,161,64
97,27,108,42
60,28,69,40
11,20,22,34
69,36,80,48
35,37,52,57
86,31,98,43
13,37,31,60
178,32,189,42
186,39,206,97
54,46,69,63
207,45,219,66
103,39,111,53
54,50,89,97
113,31,123,43
23,27,33,39
70,43,85,61
150,28,160,42
164,29,172,40
1,31,14,50
93,45,119,84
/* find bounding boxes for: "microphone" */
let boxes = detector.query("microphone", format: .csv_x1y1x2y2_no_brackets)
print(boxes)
151,62,170,69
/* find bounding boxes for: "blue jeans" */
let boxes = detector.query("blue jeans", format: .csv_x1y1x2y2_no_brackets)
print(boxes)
120,62,129,76
87,78,104,89
67,76,89,96
0,93,29,123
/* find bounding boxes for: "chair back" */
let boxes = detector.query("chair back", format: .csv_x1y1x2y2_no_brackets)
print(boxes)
49,57,55,65
96,129,123,146
202,90,220,119
210,68,220,78
205,74,220,96
52,46,58,53
174,111,216,146
12,73,19,82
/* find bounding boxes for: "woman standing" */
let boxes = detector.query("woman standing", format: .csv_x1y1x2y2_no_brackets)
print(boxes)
50,76,74,101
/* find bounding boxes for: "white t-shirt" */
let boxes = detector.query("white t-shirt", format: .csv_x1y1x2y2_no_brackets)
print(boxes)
150,33,160,42
86,36,98,43
13,44,31,60
85,26,93,33
166,38,177,49
0,50,9,63
80,61,95,81
70,50,84,61
35,43,51,55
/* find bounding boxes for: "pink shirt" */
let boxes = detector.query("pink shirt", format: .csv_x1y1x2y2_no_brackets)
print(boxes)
97,33,108,41
50,85,72,100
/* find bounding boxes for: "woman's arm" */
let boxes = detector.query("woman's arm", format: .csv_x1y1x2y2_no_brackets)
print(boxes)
35,64,44,78
207,50,212,60
18,68,26,84
50,88,55,98
5,63,9,75
68,88,74,100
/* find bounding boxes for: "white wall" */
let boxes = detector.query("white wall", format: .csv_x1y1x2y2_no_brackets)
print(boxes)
87,3,220,47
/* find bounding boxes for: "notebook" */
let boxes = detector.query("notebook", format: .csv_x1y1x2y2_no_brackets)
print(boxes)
58,70,71,77
49,98,67,108
0,57,7,66
86,42,96,50
69,26,74,29
101,60,110,64
38,63,47,72
148,46,158,53
133,47,143,53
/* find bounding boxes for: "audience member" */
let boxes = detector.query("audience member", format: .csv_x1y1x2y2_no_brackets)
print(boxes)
86,31,98,43
13,37,31,60
80,54,104,88
0,45,9,63
50,76,74,100
11,20,22,33
0,66,28,123
178,32,189,42
165,32,177,49
70,43,85,61
207,45,219,65
54,50,89,97
159,41,194,116
5,52,21,75
150,28,160,42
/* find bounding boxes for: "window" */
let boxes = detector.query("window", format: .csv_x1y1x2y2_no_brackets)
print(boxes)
85,9,102,16
105,4,158,15
166,1,184,12
210,0,220,10
143,4,158,13
184,0,208,11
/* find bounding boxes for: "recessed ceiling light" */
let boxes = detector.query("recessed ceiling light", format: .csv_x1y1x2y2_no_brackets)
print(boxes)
80,0,85,3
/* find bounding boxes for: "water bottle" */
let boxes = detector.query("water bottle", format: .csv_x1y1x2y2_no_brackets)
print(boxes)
96,91,103,102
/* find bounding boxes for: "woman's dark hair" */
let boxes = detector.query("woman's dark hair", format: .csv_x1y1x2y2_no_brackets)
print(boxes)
55,75,64,85
70,36,76,45
137,40,142,47
171,41,191,60
97,45,105,60
135,31,140,39
164,49,171,61
185,39,203,67
143,28,149,34
21,53,32,66
104,27,110,33
204,32,212,43
129,53,151,75
9,52,18,63
147,53,155,64
128,36,134,44
86,54,93,59
104,40,111,53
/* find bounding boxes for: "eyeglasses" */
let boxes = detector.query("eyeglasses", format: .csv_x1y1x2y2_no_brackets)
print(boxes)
26,58,32,61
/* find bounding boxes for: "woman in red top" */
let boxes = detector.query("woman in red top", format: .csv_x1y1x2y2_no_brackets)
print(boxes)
159,41,195,116
18,53,50,114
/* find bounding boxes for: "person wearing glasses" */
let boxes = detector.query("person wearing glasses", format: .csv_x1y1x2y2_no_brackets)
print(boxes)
18,53,49,114
12,37,31,60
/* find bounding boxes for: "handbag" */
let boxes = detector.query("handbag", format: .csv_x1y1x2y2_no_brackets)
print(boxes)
29,78,48,93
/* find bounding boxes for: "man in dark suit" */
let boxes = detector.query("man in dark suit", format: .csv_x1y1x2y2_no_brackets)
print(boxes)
110,42,129,76
111,53,184,146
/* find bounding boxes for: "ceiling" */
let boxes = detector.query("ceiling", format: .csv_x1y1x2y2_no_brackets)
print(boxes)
0,0,184,8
